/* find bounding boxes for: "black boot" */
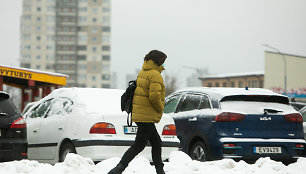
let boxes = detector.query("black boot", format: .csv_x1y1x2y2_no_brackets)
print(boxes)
108,163,126,174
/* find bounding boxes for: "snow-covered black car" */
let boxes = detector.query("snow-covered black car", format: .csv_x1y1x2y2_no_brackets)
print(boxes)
0,91,27,161
164,87,305,163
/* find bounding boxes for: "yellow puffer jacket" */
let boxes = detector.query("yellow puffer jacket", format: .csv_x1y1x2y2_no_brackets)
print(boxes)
132,60,165,123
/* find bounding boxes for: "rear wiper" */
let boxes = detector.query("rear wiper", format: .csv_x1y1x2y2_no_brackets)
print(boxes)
0,112,8,117
264,109,283,114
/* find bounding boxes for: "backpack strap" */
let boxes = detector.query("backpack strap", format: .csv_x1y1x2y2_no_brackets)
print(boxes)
127,113,132,127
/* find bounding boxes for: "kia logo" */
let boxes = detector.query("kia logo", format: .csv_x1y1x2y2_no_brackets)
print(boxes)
260,117,272,121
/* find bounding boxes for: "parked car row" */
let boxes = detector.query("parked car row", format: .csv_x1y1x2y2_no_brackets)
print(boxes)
1,87,305,164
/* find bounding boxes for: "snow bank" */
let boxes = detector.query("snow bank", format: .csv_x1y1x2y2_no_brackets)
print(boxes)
1,152,306,174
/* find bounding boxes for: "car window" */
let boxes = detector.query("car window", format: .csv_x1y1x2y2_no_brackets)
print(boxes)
0,97,18,117
28,100,52,118
46,97,73,117
177,94,202,112
164,96,180,114
301,109,306,122
198,95,211,109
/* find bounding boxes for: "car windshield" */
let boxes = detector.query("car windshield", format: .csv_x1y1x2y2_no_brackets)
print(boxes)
0,97,18,117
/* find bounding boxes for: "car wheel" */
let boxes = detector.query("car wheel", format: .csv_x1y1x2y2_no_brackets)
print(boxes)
59,142,76,162
189,141,209,162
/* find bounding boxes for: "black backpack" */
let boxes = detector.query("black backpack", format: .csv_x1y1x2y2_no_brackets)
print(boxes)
121,80,136,126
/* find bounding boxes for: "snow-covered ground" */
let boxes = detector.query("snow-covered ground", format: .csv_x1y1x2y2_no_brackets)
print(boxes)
1,151,306,174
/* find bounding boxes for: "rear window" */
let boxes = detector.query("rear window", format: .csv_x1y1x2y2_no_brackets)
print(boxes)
221,95,289,105
0,98,18,117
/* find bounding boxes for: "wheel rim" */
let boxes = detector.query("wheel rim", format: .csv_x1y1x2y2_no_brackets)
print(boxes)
192,145,206,161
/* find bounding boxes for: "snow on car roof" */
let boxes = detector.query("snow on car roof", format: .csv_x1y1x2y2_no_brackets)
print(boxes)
175,87,285,99
26,87,125,116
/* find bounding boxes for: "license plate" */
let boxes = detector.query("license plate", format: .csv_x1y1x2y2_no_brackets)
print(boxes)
124,126,138,134
253,147,282,154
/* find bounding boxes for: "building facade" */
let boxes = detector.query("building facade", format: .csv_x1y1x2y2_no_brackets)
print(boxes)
265,51,306,101
199,72,264,88
20,0,111,87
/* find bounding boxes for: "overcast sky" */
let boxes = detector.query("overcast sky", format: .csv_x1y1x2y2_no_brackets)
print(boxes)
1,0,306,89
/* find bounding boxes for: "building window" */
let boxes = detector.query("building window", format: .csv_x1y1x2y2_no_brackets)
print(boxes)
36,26,41,32
23,5,31,12
92,8,97,14
102,84,110,88
92,75,96,81
23,15,31,21
37,17,41,21
22,34,31,40
79,7,87,12
36,55,41,59
92,18,97,22
231,82,235,87
78,45,87,51
248,81,258,88
102,26,111,32
102,55,110,61
77,55,86,60
37,7,41,12
238,81,244,88
222,82,227,87
36,65,41,69
36,45,41,50
102,45,110,51
92,37,97,42
102,35,110,43
102,74,110,80
36,36,41,41
215,82,220,87
207,83,212,87
103,7,110,13
92,47,97,52
102,64,110,72
259,80,264,88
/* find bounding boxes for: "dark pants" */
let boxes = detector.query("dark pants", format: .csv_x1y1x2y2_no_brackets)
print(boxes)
119,122,164,170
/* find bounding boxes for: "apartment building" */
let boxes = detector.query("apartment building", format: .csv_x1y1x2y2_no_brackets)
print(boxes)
20,0,111,87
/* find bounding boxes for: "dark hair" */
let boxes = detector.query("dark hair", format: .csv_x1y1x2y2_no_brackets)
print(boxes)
144,50,167,66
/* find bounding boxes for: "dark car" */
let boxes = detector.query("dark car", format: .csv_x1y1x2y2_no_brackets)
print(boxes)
0,91,27,161
164,87,305,163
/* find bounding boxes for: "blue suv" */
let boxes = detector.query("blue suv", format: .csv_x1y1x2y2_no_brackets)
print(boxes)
164,87,305,163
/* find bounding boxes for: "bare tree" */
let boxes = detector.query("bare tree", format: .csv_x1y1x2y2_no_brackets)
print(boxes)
164,73,178,97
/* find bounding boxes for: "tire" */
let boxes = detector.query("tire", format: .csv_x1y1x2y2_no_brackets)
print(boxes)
59,142,76,162
189,141,209,162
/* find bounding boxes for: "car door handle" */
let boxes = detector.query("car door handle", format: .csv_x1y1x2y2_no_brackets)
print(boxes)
33,129,38,133
188,117,197,122
58,127,63,131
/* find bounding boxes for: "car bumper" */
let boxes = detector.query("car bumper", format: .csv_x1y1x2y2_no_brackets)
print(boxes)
0,139,28,161
220,138,306,159
72,138,180,162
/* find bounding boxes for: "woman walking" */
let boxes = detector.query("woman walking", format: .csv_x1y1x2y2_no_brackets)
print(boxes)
108,50,167,174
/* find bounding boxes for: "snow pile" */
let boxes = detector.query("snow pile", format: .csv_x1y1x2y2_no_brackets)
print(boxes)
1,151,306,174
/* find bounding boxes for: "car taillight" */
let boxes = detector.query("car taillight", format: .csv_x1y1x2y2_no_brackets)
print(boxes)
215,112,245,122
162,124,176,136
89,122,116,134
10,117,26,129
284,113,303,123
